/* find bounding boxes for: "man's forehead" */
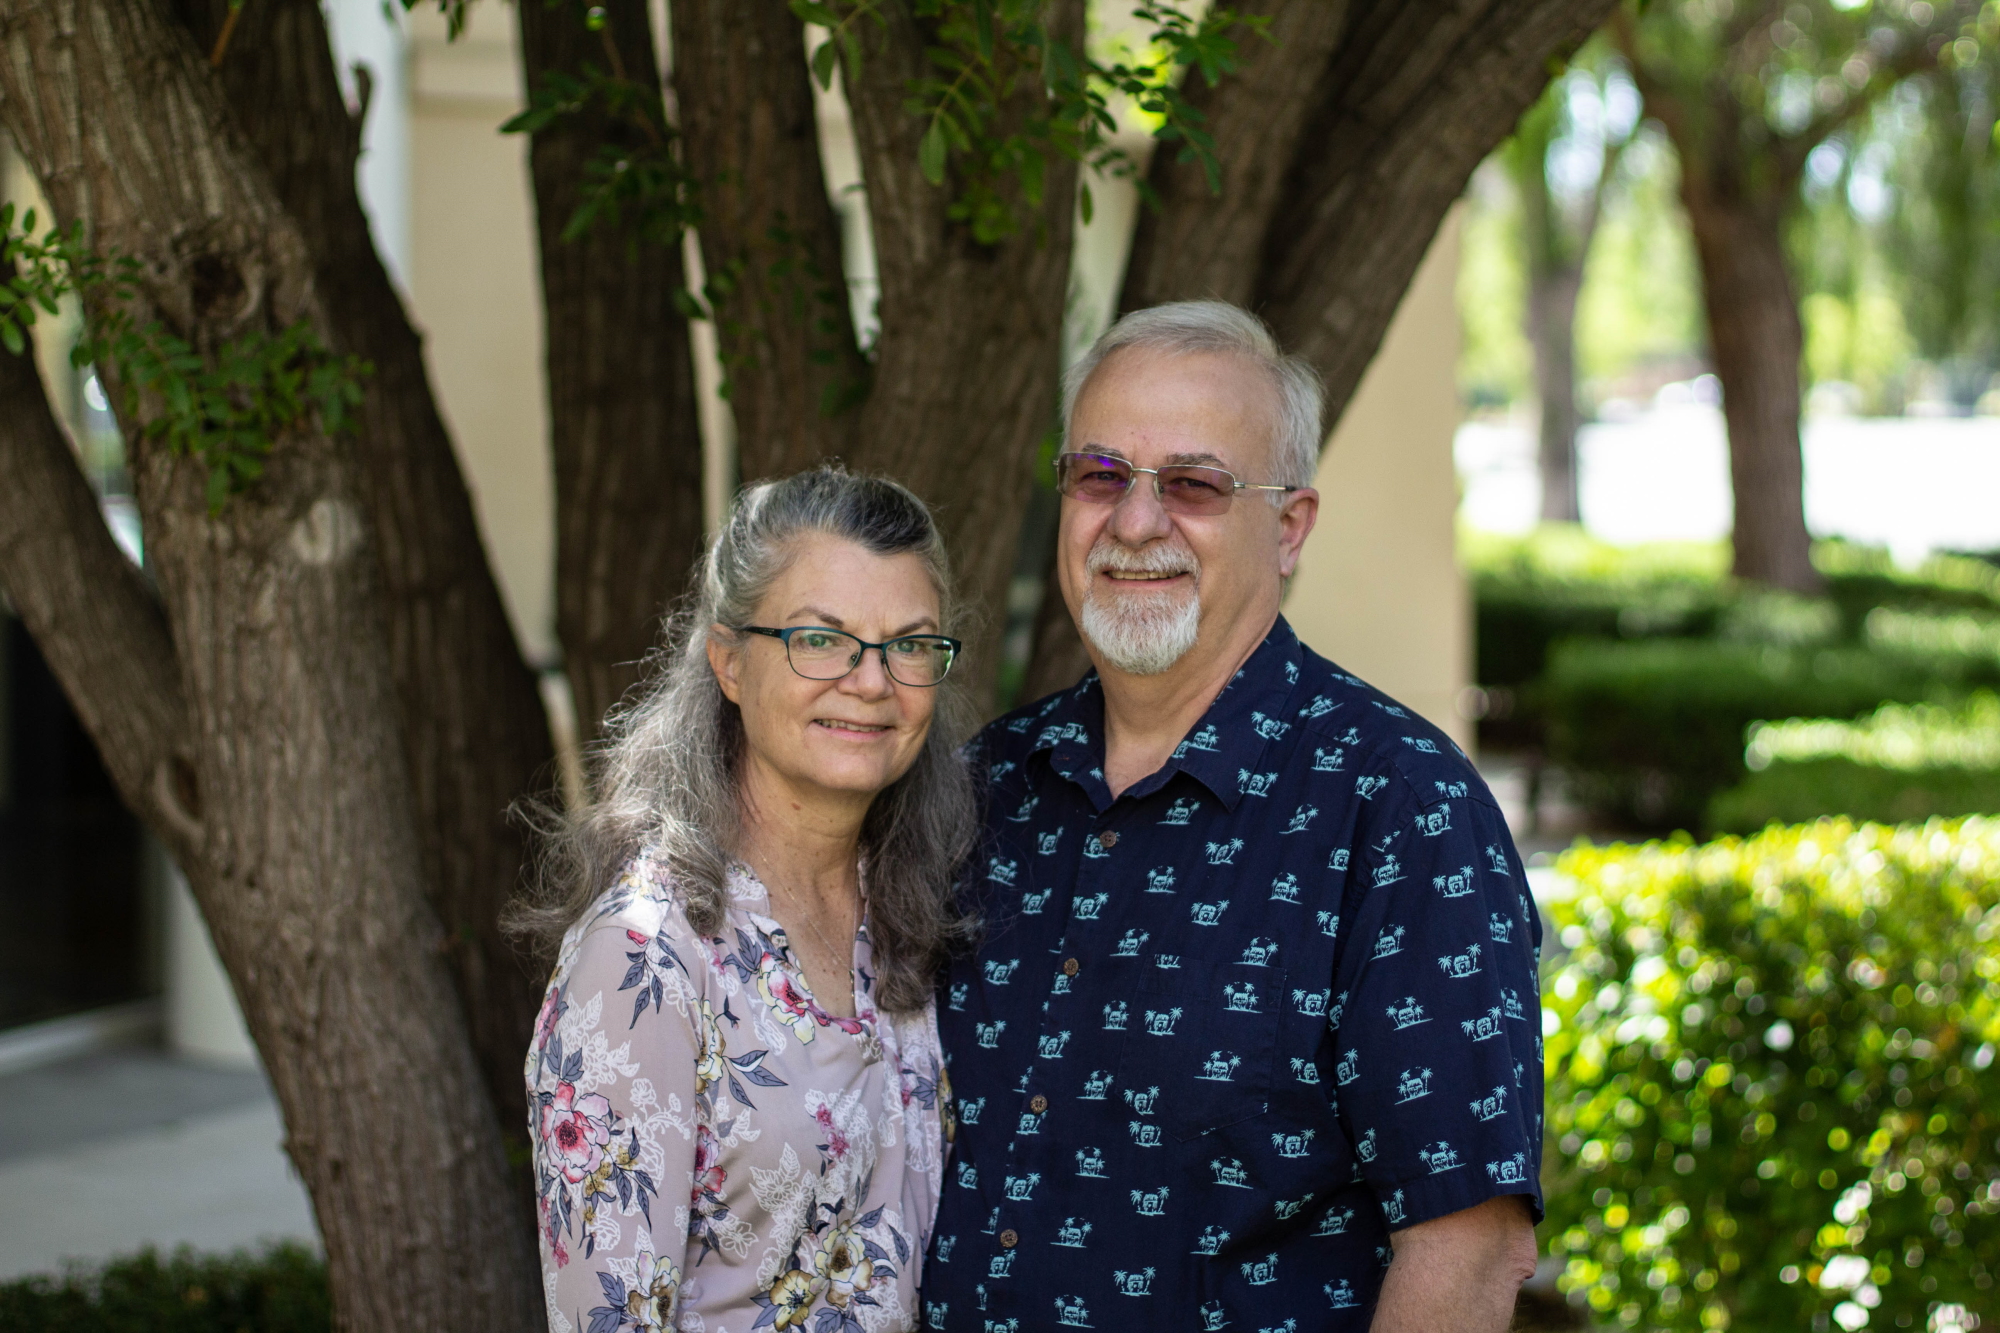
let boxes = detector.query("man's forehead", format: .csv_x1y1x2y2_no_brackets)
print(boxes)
1072,348,1277,460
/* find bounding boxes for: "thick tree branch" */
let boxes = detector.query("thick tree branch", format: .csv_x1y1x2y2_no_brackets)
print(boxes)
0,339,201,861
517,0,708,742
1122,0,1355,309
1254,0,1619,421
673,0,868,481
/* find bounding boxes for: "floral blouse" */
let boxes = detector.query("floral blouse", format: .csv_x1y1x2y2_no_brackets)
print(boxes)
527,853,949,1333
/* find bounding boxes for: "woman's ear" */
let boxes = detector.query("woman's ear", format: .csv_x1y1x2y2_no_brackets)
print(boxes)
707,628,744,705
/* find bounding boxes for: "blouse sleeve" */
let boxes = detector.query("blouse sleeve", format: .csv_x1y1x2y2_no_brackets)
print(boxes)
532,921,704,1333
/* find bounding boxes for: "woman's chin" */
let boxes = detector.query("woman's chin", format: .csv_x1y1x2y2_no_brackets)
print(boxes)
789,752,914,800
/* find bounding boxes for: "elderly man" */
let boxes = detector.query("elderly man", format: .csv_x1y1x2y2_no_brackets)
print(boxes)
922,301,1543,1332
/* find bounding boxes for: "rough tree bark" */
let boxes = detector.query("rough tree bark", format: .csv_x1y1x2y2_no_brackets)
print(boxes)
1026,0,1623,699
517,0,710,741
0,1,541,1328
672,0,871,481
171,0,553,1138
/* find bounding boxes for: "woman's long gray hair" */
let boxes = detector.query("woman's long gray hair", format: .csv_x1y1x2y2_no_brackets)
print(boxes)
514,466,980,1013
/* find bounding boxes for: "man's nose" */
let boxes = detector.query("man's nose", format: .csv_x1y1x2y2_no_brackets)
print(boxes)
1107,473,1174,546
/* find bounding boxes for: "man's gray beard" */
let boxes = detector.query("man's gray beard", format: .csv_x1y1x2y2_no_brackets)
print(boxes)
1080,581,1201,676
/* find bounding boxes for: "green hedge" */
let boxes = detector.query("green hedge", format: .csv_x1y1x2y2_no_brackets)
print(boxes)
1468,530,2000,762
1541,818,2000,1332
1540,640,1955,832
0,1245,329,1333
1709,695,2000,832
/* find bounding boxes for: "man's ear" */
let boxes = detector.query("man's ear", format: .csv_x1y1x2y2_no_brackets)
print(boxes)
708,628,744,705
1276,487,1320,580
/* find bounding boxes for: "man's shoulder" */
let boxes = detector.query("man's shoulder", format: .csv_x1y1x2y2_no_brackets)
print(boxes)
1290,646,1493,812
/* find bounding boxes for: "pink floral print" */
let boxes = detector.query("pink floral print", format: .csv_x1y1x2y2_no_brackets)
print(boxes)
527,855,947,1333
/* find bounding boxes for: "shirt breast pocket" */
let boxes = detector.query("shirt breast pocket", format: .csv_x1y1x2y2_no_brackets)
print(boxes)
1116,958,1283,1143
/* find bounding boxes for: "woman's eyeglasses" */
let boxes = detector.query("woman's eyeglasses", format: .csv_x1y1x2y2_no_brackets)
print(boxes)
738,626,961,687
1054,450,1298,516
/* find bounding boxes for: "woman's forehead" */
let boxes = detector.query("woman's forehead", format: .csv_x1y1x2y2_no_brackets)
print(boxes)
763,534,940,625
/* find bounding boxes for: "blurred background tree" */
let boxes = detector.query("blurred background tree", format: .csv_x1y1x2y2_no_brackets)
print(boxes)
1505,39,1641,523
1613,0,1982,593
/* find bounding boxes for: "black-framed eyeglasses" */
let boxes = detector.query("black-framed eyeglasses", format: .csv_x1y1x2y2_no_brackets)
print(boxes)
1054,450,1299,516
739,625,962,687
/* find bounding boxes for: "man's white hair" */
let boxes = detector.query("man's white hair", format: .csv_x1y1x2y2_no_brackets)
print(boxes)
1060,299,1327,490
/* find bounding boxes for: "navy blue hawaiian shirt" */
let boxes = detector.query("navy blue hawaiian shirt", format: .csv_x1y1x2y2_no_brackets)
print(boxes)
921,617,1543,1332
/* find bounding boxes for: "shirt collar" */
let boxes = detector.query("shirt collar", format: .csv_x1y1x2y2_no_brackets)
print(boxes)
1026,617,1306,813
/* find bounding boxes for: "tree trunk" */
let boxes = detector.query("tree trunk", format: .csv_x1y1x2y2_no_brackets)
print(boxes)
671,0,870,480
838,0,1084,704
518,0,709,741
1683,192,1818,590
0,2,541,1328
1529,267,1584,523
174,0,554,1140
1029,0,1620,697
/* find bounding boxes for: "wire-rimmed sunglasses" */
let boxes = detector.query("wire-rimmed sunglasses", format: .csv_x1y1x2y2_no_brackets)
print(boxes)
738,625,962,687
1054,450,1299,516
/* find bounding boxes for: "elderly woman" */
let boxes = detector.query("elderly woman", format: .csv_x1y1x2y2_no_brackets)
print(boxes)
521,468,976,1333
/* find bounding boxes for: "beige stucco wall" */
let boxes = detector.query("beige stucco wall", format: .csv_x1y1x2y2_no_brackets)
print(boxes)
405,7,556,663
1285,209,1472,753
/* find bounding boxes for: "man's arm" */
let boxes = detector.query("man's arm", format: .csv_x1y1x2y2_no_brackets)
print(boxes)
1369,1195,1539,1333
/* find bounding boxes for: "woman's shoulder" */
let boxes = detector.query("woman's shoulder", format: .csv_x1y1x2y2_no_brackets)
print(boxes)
559,850,701,959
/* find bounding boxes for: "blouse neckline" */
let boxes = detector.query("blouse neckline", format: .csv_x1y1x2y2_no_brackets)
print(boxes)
724,861,883,1059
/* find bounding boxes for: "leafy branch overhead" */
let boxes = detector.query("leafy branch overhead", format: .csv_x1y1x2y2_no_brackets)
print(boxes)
506,1,1263,253
0,204,369,512
794,0,1265,241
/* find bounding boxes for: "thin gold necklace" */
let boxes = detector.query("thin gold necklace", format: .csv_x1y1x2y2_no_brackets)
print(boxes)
765,874,858,980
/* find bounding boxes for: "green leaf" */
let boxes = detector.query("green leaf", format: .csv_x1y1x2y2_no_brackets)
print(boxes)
919,119,949,186
1079,181,1094,227
672,287,711,320
811,37,840,91
1,320,22,356
789,0,841,26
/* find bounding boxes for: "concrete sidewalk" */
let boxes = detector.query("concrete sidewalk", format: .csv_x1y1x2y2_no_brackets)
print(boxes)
0,1045,317,1282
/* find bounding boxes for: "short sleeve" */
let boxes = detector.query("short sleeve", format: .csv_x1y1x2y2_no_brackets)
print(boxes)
1329,781,1544,1230
531,925,702,1333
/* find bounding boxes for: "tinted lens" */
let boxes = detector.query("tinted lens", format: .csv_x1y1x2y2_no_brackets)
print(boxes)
1058,453,1134,503
884,636,957,686
1156,465,1237,515
786,628,864,679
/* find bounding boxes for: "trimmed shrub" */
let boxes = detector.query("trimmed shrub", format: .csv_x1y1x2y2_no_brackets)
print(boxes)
1540,640,1951,832
1464,528,1727,693
0,1244,330,1333
1468,531,2000,759
1710,696,2000,832
1541,818,2000,1332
